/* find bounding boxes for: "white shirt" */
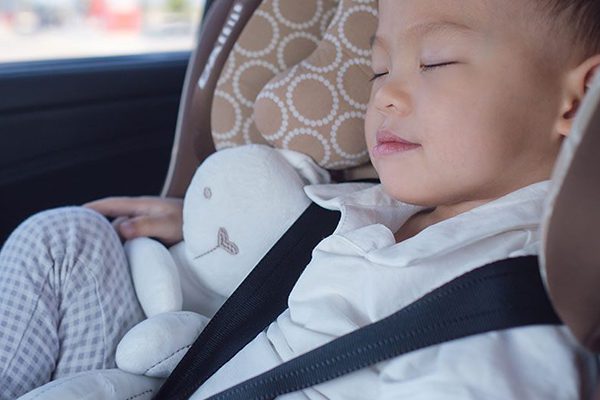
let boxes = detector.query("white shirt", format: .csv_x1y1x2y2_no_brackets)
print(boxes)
191,181,598,399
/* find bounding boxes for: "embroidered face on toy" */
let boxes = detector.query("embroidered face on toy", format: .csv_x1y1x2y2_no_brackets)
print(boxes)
180,145,327,298
211,0,378,171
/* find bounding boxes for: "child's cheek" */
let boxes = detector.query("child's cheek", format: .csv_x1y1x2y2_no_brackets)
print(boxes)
364,107,378,148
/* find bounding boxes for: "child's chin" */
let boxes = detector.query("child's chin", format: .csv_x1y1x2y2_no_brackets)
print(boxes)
379,179,434,207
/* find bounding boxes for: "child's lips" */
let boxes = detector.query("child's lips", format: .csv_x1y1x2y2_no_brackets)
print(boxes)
373,130,421,156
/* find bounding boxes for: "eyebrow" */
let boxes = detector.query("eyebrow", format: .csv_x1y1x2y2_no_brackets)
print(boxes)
370,20,477,48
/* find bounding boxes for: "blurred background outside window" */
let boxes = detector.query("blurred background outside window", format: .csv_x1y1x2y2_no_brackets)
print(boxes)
0,0,205,63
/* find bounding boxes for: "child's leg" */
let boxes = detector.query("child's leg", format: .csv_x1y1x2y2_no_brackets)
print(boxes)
0,207,145,400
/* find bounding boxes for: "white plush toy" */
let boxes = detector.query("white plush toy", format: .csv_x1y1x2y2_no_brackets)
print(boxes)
16,144,331,400
115,144,330,377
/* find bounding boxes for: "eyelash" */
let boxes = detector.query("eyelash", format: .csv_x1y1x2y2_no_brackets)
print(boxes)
420,61,458,71
370,72,387,82
369,62,458,81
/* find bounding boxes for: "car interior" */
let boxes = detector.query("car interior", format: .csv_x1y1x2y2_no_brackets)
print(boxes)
3,0,600,398
0,10,198,243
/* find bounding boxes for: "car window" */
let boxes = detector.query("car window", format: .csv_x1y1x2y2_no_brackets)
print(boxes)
0,0,205,63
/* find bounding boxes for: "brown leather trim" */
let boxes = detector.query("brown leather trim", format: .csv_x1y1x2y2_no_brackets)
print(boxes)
162,0,263,197
545,95,600,352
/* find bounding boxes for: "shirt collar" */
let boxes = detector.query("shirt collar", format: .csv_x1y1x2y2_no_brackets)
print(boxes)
305,180,551,267
305,182,427,236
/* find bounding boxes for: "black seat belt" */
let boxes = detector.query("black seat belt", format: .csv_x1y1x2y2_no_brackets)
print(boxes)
155,203,560,400
154,203,341,399
207,255,560,400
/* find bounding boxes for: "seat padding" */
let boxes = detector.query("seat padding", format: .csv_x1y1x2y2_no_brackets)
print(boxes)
211,0,339,148
255,0,377,170
212,0,378,170
541,75,600,352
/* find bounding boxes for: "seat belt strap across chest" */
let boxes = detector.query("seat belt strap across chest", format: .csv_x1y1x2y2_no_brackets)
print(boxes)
155,202,561,400
207,255,561,400
154,203,341,400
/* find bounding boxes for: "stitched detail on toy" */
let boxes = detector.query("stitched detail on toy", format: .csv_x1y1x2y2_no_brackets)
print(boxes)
124,389,153,400
195,246,219,259
145,344,193,374
218,227,239,255
194,227,240,259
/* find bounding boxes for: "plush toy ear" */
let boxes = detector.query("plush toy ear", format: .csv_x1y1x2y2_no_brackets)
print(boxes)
210,0,338,150
254,0,377,170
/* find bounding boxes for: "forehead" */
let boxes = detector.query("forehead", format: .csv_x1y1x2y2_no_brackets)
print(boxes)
372,1,488,51
377,0,489,34
374,0,542,49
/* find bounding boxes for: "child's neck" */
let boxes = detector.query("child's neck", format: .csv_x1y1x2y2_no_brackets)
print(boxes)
394,198,493,243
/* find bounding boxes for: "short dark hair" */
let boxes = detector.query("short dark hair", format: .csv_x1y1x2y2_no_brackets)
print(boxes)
537,0,600,58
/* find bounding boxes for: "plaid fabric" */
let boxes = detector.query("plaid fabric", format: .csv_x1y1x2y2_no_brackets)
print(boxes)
0,207,144,399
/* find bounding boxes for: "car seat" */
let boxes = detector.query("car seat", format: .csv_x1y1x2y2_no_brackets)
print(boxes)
161,0,600,394
17,0,600,398
161,0,378,199
160,0,259,198
541,72,600,356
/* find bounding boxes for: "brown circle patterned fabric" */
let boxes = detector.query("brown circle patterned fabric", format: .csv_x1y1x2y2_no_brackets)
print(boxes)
211,0,339,149
255,0,377,169
211,0,378,170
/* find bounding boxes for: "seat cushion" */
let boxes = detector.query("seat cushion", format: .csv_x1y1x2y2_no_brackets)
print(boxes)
211,0,378,171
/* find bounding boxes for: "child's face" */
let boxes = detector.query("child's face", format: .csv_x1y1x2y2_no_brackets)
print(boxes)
365,0,567,207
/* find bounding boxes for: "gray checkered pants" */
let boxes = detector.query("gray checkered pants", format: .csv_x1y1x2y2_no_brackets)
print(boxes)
0,207,145,399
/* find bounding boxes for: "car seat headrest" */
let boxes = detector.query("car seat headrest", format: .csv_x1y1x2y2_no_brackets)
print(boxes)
541,73,600,352
211,0,377,170
211,0,338,148
162,0,378,197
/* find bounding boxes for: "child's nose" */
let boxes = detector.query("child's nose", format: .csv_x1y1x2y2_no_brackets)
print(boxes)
374,81,412,117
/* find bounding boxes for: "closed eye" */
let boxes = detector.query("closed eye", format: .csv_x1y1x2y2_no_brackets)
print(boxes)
420,61,458,71
370,72,388,82
370,61,458,81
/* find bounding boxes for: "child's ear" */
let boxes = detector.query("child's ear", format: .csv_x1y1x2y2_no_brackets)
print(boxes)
556,54,600,137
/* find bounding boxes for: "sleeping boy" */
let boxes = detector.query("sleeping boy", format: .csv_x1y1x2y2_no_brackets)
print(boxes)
3,0,600,398
185,0,600,397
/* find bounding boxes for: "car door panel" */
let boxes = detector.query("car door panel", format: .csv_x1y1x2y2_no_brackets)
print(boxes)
0,53,189,241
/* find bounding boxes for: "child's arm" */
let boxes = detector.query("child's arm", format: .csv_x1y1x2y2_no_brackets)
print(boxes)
84,196,183,246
